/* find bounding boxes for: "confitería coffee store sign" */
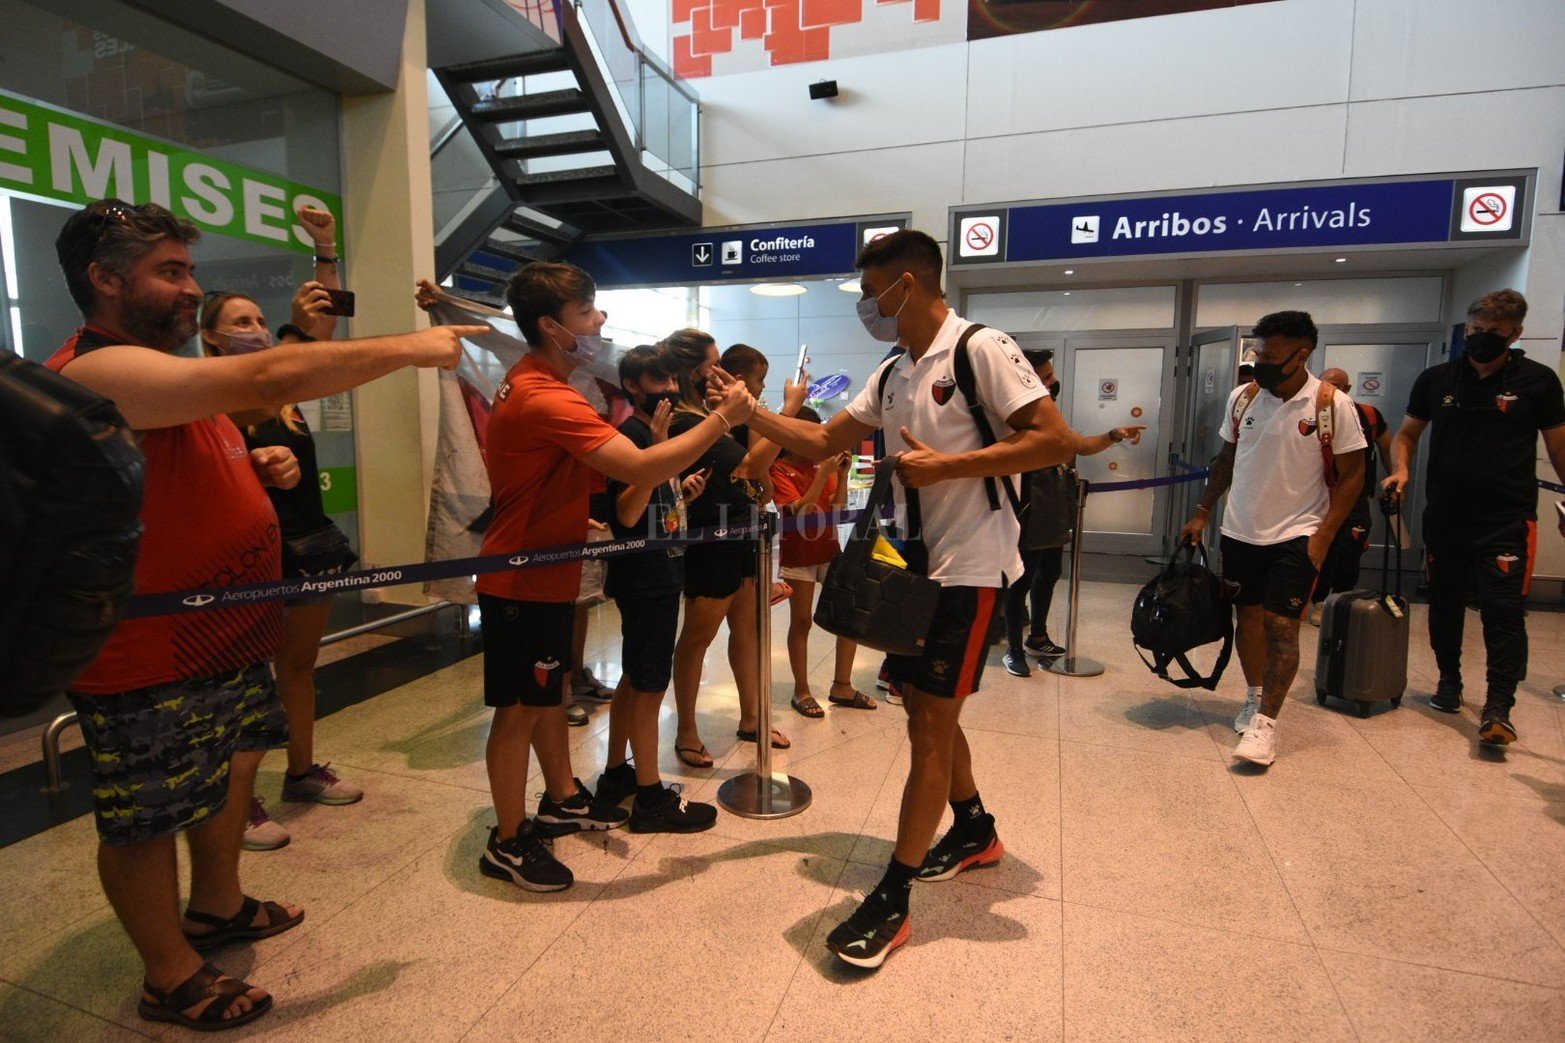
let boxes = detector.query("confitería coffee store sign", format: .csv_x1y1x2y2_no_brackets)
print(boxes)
0,88,341,253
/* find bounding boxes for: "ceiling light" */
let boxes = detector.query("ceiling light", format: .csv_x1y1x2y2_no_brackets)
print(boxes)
1063,269,1075,275
1334,257,1348,263
1062,291,1071,296
1293,282,1303,287
838,279,862,294
750,283,807,296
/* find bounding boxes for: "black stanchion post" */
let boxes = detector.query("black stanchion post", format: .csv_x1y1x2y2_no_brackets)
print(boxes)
1047,475,1106,678
718,512,812,819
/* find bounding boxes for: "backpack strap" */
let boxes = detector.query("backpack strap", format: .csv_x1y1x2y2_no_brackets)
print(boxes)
951,324,1022,515
1229,381,1261,441
1315,380,1338,489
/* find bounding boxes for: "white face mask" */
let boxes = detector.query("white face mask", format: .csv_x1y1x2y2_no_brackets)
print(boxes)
857,277,907,343
550,323,602,369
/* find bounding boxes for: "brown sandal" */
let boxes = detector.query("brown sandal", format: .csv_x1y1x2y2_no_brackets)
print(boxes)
676,743,713,768
828,683,878,710
791,694,825,718
138,963,272,1031
183,895,303,951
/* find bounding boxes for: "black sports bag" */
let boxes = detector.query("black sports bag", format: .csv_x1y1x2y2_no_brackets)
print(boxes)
1130,541,1233,691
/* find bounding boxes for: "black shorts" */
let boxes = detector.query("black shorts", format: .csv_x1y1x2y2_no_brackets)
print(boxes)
1221,534,1319,619
68,663,289,846
617,591,681,693
479,593,574,708
682,542,756,601
883,585,1001,699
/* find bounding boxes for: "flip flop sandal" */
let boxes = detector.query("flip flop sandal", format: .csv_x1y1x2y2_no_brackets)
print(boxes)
139,962,272,1032
828,688,878,710
676,744,713,768
735,727,791,749
183,895,304,951
791,694,825,718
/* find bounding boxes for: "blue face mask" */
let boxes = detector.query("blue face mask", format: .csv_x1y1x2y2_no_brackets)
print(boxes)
857,278,908,343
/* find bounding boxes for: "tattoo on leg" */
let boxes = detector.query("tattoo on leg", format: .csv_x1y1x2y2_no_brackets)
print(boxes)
1261,613,1300,717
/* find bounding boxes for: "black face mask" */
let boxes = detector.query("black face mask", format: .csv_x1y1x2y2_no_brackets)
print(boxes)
637,390,681,414
1464,330,1510,364
692,375,709,400
1253,352,1303,392
1046,380,1062,402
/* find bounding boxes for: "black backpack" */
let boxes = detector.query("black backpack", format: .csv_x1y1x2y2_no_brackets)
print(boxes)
0,349,144,714
1130,542,1233,691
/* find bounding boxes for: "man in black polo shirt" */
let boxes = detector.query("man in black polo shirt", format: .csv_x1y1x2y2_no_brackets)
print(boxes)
1384,290,1565,745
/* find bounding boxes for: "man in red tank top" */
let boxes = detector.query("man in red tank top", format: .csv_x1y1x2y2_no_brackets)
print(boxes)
47,199,484,1031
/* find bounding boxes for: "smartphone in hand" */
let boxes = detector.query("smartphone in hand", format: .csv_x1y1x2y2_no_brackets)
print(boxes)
323,288,356,317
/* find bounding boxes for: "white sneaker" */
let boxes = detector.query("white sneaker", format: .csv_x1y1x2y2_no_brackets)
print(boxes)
1307,603,1323,627
1233,714,1278,767
571,667,615,703
1233,692,1260,733
242,797,290,851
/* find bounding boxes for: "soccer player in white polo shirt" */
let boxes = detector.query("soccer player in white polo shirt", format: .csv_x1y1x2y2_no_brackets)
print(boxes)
1180,311,1366,767
708,230,1080,969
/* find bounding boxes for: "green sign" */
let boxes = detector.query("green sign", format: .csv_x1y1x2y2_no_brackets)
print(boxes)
319,466,358,516
0,88,341,254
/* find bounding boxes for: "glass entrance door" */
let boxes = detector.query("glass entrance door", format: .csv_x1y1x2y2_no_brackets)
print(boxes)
1175,326,1239,536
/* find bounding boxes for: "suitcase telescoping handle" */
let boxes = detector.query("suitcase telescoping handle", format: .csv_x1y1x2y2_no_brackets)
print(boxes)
1378,491,1403,599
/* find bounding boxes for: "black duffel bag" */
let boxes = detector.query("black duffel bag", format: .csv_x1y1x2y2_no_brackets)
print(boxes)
1130,540,1233,690
1020,465,1077,550
813,455,941,657
0,349,144,715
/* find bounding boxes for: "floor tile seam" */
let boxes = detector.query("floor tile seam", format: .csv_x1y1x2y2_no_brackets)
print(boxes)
1054,735,1223,764
1311,942,1565,992
1345,701,1565,789
1344,712,1565,801
956,722,1063,742
0,976,160,1039
455,845,645,1043
290,760,495,795
1053,670,1066,1043
759,852,857,1043
1312,941,1370,1043
1402,779,1565,955
1055,896,1319,951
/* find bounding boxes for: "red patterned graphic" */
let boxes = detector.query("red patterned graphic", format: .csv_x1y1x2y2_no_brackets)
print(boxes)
673,0,940,77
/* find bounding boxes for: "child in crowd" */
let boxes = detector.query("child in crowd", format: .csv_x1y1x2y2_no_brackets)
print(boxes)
770,407,873,716
595,345,719,832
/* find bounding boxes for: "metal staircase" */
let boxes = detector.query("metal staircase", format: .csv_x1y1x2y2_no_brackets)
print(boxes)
429,0,701,305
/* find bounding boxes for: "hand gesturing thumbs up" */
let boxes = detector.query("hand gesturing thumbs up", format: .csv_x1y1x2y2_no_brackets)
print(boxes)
894,427,951,488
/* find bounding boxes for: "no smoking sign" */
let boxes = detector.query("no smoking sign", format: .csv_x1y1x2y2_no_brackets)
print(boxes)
956,214,1003,260
1459,185,1516,233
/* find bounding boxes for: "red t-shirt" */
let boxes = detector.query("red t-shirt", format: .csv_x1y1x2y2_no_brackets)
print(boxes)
477,354,618,602
47,326,284,694
770,458,841,568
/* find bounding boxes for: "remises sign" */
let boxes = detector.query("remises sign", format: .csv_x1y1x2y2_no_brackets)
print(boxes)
565,215,908,288
952,171,1532,267
0,89,342,254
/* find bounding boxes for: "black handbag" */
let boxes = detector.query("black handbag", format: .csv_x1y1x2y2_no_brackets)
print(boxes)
1020,466,1077,550
282,522,357,577
1130,541,1233,690
813,456,941,657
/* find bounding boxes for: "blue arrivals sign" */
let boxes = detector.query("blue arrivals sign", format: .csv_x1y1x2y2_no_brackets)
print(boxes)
951,171,1532,267
566,216,908,288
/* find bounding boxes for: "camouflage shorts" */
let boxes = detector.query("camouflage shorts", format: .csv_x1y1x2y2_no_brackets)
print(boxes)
67,663,290,846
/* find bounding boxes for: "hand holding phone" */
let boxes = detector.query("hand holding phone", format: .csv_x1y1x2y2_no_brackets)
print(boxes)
794,343,810,384
323,288,356,317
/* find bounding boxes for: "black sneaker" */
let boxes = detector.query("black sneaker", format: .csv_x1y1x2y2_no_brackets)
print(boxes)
917,814,1005,882
479,822,572,892
1024,635,1067,660
595,762,638,808
629,784,718,834
1478,706,1517,745
1002,650,1031,677
826,891,910,969
1430,677,1463,713
535,778,629,835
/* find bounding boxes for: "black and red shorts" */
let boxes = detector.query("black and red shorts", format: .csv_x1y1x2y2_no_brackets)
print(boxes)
882,585,1000,699
1221,534,1319,619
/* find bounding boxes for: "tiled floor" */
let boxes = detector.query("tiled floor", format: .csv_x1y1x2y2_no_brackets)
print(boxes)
2,585,1563,1041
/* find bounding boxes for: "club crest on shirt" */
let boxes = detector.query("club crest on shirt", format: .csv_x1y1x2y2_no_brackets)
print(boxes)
533,657,561,690
1298,417,1318,436
1495,392,1518,413
931,376,957,406
496,380,513,401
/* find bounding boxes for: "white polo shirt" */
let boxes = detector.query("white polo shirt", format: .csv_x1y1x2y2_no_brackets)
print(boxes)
1219,372,1367,546
846,310,1046,587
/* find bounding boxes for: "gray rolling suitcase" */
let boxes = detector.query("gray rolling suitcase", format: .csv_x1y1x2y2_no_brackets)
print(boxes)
1314,505,1408,718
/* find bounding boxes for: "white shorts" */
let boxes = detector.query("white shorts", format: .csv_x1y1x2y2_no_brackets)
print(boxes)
779,561,832,585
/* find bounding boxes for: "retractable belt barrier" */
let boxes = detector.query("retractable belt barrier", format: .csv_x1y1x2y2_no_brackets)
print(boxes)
124,465,1216,620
